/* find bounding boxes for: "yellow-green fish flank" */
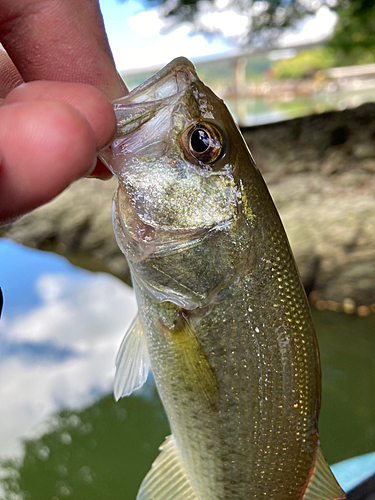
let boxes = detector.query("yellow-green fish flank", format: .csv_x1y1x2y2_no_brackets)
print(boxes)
100,57,345,500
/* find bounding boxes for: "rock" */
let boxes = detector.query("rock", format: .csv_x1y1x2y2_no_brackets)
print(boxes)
1,103,375,305
352,143,375,160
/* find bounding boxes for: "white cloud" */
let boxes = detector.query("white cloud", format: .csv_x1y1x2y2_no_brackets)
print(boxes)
0,273,137,460
128,9,165,37
200,10,250,38
112,23,229,71
280,6,337,46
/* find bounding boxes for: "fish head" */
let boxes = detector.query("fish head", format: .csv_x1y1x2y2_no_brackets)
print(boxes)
100,57,261,309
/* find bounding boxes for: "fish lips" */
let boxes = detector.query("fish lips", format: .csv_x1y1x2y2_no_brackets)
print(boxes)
100,57,200,178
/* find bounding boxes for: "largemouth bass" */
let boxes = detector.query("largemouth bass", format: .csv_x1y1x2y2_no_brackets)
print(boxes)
100,57,345,500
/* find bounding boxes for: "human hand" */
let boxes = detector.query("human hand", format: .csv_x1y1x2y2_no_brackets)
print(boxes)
0,0,128,224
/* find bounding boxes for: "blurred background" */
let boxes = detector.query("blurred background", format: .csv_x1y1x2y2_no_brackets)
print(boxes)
103,0,375,125
0,0,374,498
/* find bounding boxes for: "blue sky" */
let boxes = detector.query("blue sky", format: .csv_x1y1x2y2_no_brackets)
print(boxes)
0,239,82,316
99,0,231,71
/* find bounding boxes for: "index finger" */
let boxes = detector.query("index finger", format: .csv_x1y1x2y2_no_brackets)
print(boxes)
0,0,127,100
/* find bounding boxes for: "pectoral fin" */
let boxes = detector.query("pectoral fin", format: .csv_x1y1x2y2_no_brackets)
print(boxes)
303,447,346,500
159,313,219,408
114,314,150,401
137,435,198,500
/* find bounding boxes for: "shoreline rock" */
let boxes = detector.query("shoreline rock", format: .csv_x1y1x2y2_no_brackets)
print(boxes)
1,103,374,307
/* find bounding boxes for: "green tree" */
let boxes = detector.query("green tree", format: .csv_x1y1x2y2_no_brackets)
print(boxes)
329,0,375,64
271,47,336,79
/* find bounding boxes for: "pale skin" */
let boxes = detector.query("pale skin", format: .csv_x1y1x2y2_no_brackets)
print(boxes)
0,0,129,224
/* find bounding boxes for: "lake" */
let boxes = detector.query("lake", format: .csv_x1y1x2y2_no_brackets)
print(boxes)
224,84,375,127
0,240,374,499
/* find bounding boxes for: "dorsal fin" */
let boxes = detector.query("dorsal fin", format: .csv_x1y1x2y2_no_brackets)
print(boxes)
114,314,150,401
303,447,346,500
137,435,198,500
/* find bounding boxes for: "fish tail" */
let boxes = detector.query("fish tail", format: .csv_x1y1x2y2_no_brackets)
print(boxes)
303,447,346,500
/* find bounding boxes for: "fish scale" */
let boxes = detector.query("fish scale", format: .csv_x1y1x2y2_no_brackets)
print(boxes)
100,56,345,500
202,280,315,499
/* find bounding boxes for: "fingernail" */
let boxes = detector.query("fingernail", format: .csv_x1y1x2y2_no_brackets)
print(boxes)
86,158,113,180
85,156,98,177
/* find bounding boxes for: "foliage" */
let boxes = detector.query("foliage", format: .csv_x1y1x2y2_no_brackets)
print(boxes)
271,40,375,80
329,0,375,58
270,0,375,76
271,47,336,79
164,0,312,45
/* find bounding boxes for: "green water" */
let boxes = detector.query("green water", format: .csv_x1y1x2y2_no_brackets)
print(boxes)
317,311,375,464
1,309,374,500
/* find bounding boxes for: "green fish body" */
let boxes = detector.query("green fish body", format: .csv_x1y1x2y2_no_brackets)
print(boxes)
100,57,345,500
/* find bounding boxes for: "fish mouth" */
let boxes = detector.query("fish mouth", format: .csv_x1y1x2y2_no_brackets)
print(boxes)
100,57,199,178
118,57,198,105
113,58,198,142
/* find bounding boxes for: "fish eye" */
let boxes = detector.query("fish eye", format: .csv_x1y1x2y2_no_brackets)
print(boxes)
187,123,223,164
